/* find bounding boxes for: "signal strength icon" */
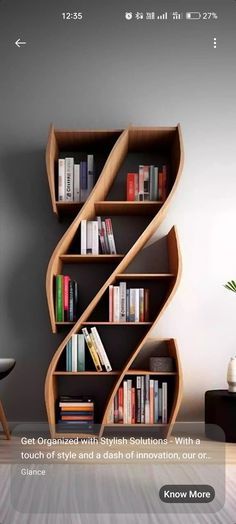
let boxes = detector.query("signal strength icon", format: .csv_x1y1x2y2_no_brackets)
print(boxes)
156,12,168,20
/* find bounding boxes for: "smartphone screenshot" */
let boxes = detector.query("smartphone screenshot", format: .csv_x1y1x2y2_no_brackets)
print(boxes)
0,1,236,522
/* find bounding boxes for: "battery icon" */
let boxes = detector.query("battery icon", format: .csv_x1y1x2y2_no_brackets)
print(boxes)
186,12,201,20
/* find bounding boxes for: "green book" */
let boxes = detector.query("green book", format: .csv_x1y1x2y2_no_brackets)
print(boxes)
55,275,63,322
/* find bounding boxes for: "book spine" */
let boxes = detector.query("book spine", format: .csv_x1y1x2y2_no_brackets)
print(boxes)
154,167,159,200
154,380,159,423
55,275,63,322
91,327,112,372
87,155,94,196
136,376,141,423
127,380,132,424
162,382,168,424
129,289,136,322
143,165,150,199
127,173,136,201
114,392,119,423
107,399,114,424
113,286,120,322
58,158,65,201
102,221,110,253
119,282,127,322
80,161,87,201
66,340,72,372
73,281,79,320
118,387,123,423
86,221,93,254
123,381,128,423
144,374,150,423
138,165,144,200
139,288,144,322
82,328,102,372
80,220,87,254
105,218,116,254
131,387,136,424
134,288,140,322
65,157,74,201
140,376,145,423
69,281,74,321
149,379,154,424
158,171,164,201
71,334,77,372
144,288,150,322
92,221,99,255
126,289,130,322
97,216,105,254
158,387,162,420
73,164,80,202
149,165,155,201
77,334,85,371
134,173,139,201
63,275,70,321
109,285,113,322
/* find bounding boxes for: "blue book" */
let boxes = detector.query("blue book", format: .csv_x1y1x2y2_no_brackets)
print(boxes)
154,380,159,423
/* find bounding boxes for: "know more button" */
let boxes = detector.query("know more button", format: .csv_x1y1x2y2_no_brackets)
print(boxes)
159,485,215,503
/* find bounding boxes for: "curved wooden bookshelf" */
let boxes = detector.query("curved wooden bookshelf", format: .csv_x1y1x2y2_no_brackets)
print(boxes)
45,125,184,438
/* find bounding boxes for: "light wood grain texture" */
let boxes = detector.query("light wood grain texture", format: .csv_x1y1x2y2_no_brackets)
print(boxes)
0,400,11,440
45,125,184,437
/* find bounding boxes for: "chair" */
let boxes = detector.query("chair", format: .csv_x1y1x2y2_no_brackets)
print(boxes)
0,358,16,439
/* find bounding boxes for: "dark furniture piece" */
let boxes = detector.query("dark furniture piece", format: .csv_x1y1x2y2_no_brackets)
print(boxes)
0,358,16,439
205,389,236,443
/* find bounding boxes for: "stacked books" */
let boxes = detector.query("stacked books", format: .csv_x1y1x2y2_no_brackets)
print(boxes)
58,155,94,202
58,396,94,432
55,275,79,322
126,164,167,201
109,282,150,322
108,377,168,424
80,217,116,255
65,328,112,372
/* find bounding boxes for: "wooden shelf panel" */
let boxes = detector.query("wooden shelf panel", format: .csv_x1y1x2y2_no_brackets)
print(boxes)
54,370,177,376
60,254,124,263
95,201,163,216
55,321,152,327
105,423,169,427
115,273,175,280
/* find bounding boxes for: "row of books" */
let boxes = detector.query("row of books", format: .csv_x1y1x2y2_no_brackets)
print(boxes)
65,328,112,372
80,217,117,255
58,396,94,431
108,377,168,424
109,283,150,322
55,275,79,322
58,155,94,202
126,164,167,201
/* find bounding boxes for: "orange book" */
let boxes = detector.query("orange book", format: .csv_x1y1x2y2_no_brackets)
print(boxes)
61,415,93,421
60,406,93,411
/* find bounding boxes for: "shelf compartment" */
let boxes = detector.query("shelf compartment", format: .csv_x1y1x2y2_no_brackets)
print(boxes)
95,201,163,216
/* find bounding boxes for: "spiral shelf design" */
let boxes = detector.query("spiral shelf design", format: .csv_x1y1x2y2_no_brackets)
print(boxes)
45,125,184,438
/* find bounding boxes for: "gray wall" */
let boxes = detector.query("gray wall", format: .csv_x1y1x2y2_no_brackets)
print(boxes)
0,0,236,421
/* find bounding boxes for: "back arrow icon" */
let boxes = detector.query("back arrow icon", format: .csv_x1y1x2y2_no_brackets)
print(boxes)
15,38,27,48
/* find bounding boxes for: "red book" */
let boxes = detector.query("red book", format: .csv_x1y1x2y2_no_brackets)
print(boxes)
131,388,136,424
118,387,123,423
63,275,70,321
127,173,138,201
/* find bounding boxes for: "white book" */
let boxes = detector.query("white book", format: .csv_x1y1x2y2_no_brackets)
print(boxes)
134,288,140,322
58,159,65,201
127,380,132,424
65,157,74,201
123,381,128,424
109,285,113,322
86,221,93,254
162,382,168,424
91,327,112,372
74,164,80,202
158,388,162,420
80,220,87,254
71,334,77,372
113,286,120,322
87,155,94,196
119,282,127,322
92,221,99,255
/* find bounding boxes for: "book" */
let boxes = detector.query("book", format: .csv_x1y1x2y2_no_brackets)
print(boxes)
129,289,136,322
97,216,106,254
119,282,127,322
136,376,141,423
80,160,87,201
63,275,70,321
65,157,74,201
74,164,80,202
86,221,93,254
144,288,150,322
144,374,150,423
102,220,110,253
71,334,77,372
92,221,99,255
55,275,63,322
58,158,65,201
113,286,120,322
162,382,168,424
138,165,144,199
80,220,87,254
77,334,85,371
127,173,138,201
123,380,128,424
149,379,154,424
91,327,112,372
154,380,159,423
105,218,117,254
109,285,113,322
134,288,140,322
82,327,102,372
118,387,123,423
139,288,144,322
87,155,94,196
